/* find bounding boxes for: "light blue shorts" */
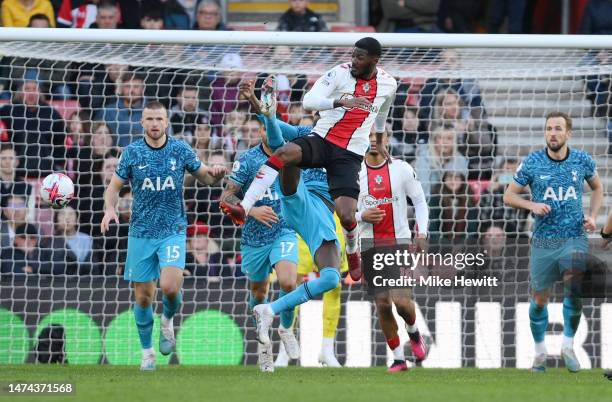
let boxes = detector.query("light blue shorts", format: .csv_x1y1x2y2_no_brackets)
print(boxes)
125,234,186,282
530,237,588,292
281,179,339,258
240,231,298,283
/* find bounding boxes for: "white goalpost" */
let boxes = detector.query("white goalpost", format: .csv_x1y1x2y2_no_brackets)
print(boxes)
0,29,610,368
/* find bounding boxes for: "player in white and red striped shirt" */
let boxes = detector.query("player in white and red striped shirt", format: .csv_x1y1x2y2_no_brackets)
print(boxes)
221,37,398,283
357,130,429,372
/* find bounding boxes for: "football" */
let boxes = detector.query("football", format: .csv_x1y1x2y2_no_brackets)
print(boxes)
40,173,74,209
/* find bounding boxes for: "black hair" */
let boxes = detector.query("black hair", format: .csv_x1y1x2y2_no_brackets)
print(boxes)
354,37,382,57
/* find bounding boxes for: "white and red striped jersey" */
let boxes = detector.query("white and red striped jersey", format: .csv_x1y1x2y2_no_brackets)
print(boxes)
303,63,397,156
358,158,427,239
57,0,97,28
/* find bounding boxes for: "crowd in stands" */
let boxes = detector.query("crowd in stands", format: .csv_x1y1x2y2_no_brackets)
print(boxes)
0,0,609,279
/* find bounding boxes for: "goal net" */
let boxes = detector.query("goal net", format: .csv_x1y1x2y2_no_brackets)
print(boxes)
0,31,610,368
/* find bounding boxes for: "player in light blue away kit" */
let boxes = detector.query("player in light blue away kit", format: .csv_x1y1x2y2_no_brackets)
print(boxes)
222,79,341,351
101,101,225,371
219,108,300,373
504,111,603,373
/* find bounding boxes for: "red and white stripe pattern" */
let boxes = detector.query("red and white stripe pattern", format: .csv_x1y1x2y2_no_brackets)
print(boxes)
309,63,397,156
358,159,420,239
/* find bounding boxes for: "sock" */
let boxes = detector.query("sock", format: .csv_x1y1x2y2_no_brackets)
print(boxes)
322,282,341,339
343,220,359,254
279,289,294,329
271,268,340,314
142,347,154,357
562,297,582,338
133,304,154,350
162,291,183,321
387,336,404,360
321,337,335,354
535,341,547,356
249,294,268,311
529,300,548,344
241,156,284,212
562,335,574,349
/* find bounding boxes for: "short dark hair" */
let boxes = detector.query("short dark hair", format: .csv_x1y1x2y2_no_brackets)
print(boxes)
545,111,572,131
0,143,15,153
120,71,146,84
104,148,120,160
355,37,382,57
141,8,163,21
28,13,50,27
98,0,118,12
15,223,38,238
144,100,166,110
180,85,199,94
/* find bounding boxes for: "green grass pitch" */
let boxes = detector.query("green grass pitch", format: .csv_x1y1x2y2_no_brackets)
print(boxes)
0,366,609,402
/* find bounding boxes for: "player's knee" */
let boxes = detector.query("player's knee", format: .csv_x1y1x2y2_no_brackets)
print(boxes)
251,286,267,302
160,282,180,298
375,296,393,315
319,268,340,292
275,143,299,165
531,296,548,310
135,294,153,307
279,279,296,293
393,297,413,315
337,210,356,229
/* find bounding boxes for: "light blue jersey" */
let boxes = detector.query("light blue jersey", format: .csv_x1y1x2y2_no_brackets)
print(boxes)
229,144,294,248
115,136,201,239
514,148,596,240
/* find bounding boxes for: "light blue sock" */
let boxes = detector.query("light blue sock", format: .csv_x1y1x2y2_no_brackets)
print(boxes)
133,304,154,349
563,297,582,337
271,268,340,314
279,289,294,329
529,300,548,343
162,291,183,320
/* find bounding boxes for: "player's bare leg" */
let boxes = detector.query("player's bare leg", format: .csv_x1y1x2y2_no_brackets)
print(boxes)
133,281,157,371
335,196,362,281
390,290,428,362
158,267,183,356
374,293,407,372
530,289,550,373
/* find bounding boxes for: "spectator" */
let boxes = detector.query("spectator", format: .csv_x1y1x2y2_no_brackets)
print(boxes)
0,223,61,275
158,0,191,30
169,85,211,145
431,88,468,133
487,0,526,34
0,194,28,249
584,50,611,119
56,0,98,28
1,0,55,27
78,149,118,236
28,12,52,27
76,63,129,112
579,0,612,35
478,157,529,237
63,110,91,181
390,106,418,160
0,144,33,209
210,53,243,127
0,79,65,176
437,0,482,33
287,103,307,126
191,119,215,162
460,119,497,180
185,222,223,278
89,0,120,29
140,8,164,29
97,71,147,147
418,49,485,136
377,0,440,33
194,0,228,31
235,118,263,157
429,171,478,240
48,206,95,275
277,0,327,32
415,125,468,200
92,186,130,275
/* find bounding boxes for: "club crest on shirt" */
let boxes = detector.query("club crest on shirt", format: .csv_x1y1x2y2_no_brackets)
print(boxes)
169,158,177,171
375,175,383,185
363,82,370,94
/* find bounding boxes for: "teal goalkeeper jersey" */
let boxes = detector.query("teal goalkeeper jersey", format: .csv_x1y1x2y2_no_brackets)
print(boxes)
115,136,201,239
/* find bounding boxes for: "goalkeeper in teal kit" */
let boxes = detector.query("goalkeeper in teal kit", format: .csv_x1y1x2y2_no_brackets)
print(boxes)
101,101,225,371
504,112,603,373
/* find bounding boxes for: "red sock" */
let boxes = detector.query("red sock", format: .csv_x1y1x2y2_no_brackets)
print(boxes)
387,335,400,351
266,155,285,170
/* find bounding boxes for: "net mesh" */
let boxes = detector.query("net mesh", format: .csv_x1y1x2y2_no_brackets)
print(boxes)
0,40,610,368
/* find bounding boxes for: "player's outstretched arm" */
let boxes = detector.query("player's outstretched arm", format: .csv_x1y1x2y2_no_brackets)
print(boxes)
585,175,603,232
193,163,226,186
100,174,124,234
503,181,550,216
